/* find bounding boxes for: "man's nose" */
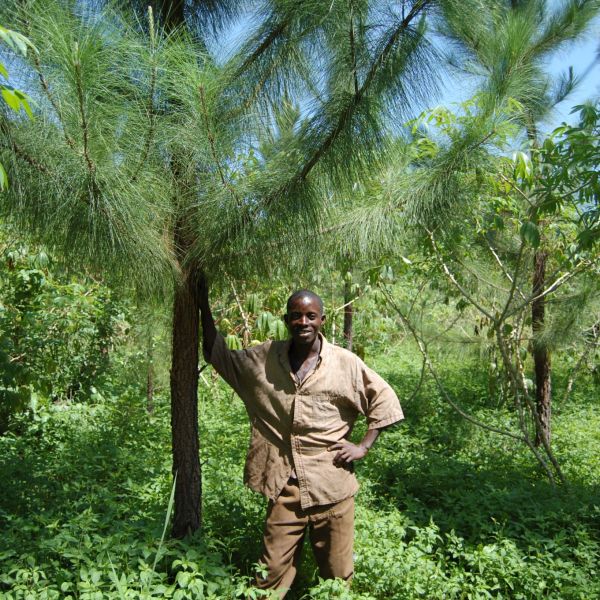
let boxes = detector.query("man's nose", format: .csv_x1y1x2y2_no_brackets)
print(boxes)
298,315,309,325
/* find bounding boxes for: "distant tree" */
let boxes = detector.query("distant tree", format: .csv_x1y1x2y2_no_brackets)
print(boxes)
437,0,600,446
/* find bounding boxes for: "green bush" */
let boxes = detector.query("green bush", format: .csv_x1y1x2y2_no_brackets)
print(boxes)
0,316,598,599
0,240,127,429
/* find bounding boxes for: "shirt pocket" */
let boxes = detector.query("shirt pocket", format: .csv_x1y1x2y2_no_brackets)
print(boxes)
309,393,347,430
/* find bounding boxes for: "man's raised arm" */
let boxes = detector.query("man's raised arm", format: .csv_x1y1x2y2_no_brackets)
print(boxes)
199,275,217,361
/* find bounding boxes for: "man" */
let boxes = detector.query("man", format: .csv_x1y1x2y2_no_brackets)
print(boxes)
199,285,403,597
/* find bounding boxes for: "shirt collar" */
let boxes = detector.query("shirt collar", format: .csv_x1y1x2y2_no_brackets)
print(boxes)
278,332,329,372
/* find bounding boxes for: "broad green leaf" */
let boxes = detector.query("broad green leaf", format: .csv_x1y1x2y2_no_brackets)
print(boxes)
1,88,20,112
520,221,540,248
0,162,8,191
226,334,242,350
0,61,7,79
512,151,533,183
14,90,33,119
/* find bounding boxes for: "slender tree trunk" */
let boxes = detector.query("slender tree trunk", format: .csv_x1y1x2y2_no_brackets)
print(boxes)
532,249,551,447
146,353,154,413
150,1,203,537
343,279,353,351
170,260,202,537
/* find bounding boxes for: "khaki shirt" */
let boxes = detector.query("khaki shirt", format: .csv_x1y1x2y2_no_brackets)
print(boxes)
209,333,404,509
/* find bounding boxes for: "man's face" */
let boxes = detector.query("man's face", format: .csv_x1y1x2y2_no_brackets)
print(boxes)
284,296,325,347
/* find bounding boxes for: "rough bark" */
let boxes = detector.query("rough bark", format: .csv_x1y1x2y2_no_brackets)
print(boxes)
170,261,202,538
532,249,551,447
343,279,353,352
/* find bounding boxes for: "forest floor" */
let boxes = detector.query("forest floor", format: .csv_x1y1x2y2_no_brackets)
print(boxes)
1,346,599,599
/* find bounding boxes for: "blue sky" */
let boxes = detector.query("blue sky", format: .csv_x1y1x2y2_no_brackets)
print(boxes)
442,20,599,128
217,4,599,134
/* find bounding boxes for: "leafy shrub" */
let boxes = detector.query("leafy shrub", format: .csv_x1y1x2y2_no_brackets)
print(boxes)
0,240,127,429
0,311,598,599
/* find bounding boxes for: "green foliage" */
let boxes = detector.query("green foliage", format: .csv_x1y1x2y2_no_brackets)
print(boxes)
537,103,600,250
0,397,245,599
2,342,598,599
0,237,127,429
0,24,36,190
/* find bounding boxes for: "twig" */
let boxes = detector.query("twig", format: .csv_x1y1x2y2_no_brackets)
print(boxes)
498,241,525,322
198,85,243,210
498,172,535,208
507,259,593,319
72,42,96,176
456,257,511,293
333,295,360,313
485,238,527,301
406,355,427,403
227,276,250,347
132,6,158,181
427,229,495,320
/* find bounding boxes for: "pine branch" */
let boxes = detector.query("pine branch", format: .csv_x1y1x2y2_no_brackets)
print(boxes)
348,3,359,96
1,138,53,176
236,17,289,75
132,6,158,182
72,42,96,177
198,85,242,210
31,52,77,151
21,8,77,151
294,0,431,184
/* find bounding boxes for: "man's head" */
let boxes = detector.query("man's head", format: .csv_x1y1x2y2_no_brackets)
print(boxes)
284,290,325,347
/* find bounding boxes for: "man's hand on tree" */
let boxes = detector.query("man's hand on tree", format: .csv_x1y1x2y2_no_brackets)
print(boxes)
328,440,368,466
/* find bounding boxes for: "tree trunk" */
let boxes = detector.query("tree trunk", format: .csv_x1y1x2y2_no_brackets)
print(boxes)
170,263,202,538
343,279,353,352
532,249,551,447
146,361,154,413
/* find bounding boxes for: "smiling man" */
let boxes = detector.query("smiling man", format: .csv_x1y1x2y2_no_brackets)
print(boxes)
199,285,403,597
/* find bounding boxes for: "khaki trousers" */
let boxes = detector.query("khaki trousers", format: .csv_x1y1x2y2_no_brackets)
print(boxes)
255,479,354,598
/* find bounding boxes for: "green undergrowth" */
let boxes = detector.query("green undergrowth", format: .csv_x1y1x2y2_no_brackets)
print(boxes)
0,348,599,599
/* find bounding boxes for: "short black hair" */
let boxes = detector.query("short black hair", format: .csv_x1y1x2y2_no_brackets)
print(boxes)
286,289,324,315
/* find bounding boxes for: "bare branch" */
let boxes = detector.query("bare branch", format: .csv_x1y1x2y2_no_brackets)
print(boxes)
507,259,595,318
380,283,525,441
486,237,527,300
427,229,495,320
72,43,96,177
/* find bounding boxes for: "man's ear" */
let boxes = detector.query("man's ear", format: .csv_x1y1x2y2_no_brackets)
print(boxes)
321,314,326,323
283,314,289,325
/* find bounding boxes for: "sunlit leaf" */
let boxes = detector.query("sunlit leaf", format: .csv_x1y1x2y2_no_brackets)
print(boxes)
520,221,540,248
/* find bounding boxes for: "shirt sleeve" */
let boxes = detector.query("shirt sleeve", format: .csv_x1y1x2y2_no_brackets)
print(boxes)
207,333,246,395
356,358,404,430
